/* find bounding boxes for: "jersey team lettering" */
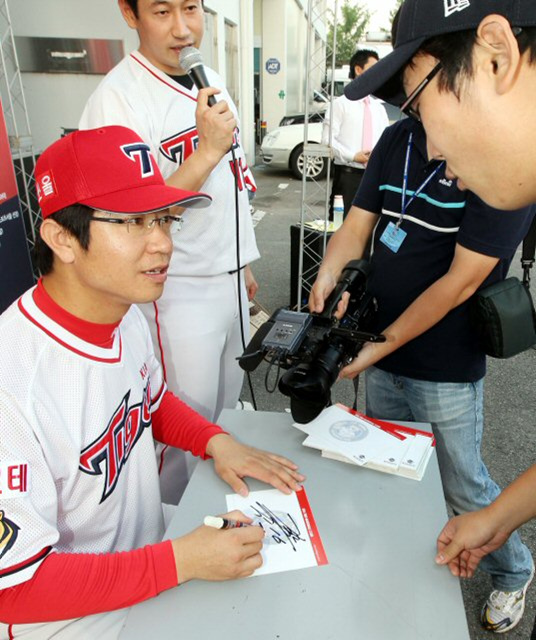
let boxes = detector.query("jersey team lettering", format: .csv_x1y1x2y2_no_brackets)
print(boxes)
0,461,29,498
229,156,256,193
160,126,199,164
79,381,152,502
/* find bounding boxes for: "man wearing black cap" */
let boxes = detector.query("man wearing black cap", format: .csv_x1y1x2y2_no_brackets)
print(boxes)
341,0,536,633
310,113,535,633
343,0,536,212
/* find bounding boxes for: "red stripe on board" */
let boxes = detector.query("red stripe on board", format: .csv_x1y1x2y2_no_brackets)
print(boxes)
357,412,437,447
296,487,328,566
337,404,436,447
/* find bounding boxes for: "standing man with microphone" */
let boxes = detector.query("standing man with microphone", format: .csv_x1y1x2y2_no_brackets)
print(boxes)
80,0,259,504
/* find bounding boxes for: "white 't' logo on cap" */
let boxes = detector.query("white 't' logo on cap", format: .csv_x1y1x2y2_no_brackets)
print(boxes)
444,0,471,18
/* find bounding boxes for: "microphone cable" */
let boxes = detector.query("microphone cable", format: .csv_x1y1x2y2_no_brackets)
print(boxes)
230,145,258,410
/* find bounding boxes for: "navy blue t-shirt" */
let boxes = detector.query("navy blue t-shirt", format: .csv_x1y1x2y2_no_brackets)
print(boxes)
353,118,535,382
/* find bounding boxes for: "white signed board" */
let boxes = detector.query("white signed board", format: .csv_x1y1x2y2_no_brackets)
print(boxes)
226,487,328,576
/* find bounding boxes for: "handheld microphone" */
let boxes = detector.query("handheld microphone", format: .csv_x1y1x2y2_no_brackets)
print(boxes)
179,46,217,106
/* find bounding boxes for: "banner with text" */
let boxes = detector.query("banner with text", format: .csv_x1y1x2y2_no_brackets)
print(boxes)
0,99,35,313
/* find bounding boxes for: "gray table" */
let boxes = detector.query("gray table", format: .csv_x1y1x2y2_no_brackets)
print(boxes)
120,409,470,640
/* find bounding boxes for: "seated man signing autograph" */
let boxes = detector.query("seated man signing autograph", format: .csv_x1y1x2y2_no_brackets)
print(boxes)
0,126,304,640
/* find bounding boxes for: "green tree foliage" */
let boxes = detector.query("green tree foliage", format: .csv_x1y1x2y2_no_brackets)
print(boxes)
389,0,404,35
326,0,371,68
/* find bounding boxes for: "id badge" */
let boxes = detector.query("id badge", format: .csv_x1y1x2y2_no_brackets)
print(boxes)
379,221,407,253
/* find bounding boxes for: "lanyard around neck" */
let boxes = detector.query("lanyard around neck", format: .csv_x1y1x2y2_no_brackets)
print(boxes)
399,132,445,227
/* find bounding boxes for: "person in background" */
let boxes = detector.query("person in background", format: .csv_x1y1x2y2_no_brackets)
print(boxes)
321,49,389,219
80,0,259,504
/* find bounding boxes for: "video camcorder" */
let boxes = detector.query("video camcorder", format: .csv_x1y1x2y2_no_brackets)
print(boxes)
238,260,386,423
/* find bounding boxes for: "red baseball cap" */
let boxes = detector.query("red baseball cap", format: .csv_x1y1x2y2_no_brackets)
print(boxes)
35,125,211,218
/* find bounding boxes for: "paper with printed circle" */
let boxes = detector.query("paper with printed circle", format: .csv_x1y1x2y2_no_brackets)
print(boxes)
299,405,403,466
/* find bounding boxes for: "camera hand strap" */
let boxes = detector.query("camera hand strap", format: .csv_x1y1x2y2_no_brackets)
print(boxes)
522,214,536,287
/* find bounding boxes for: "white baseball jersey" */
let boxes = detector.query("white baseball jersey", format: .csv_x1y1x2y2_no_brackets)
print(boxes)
79,52,260,276
0,290,165,593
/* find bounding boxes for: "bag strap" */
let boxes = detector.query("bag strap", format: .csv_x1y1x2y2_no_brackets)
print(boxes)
522,214,536,287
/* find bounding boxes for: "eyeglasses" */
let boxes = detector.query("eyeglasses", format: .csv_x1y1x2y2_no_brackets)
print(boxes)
89,213,183,236
400,62,443,122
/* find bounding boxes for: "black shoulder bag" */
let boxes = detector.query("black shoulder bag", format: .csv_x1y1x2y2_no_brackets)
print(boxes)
470,215,536,358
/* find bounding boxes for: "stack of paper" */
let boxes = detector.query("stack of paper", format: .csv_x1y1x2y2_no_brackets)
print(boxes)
293,404,435,481
303,219,337,232
248,299,271,336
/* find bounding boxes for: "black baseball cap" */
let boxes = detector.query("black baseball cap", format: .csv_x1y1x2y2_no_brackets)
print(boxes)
344,0,536,105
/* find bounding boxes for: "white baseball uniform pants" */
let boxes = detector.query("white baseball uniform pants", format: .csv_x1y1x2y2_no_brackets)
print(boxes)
141,270,250,504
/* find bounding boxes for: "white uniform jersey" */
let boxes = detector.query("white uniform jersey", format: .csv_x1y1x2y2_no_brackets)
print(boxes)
79,52,260,277
0,289,166,594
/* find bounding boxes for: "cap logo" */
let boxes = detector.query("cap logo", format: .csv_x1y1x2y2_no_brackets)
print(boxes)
444,0,471,18
36,171,57,204
121,142,155,179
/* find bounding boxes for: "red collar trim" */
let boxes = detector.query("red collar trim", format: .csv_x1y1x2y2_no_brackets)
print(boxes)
130,52,197,103
34,279,120,348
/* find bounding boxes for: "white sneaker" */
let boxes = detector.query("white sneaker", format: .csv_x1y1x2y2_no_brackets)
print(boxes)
481,564,535,633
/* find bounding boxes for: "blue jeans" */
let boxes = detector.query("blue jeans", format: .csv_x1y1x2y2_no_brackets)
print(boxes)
365,366,533,591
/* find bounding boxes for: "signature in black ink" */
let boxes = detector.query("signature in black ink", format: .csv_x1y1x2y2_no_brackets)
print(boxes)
250,502,306,551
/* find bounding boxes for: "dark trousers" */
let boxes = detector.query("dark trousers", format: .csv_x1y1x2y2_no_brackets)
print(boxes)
531,615,536,639
328,164,365,220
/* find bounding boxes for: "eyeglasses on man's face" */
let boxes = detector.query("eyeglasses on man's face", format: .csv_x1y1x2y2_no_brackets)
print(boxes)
401,62,443,122
400,26,523,122
89,212,183,236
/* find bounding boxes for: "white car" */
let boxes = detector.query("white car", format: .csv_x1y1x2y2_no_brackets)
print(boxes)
260,122,327,181
260,104,403,181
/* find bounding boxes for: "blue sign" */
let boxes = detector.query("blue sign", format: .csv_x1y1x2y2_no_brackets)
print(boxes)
265,58,281,75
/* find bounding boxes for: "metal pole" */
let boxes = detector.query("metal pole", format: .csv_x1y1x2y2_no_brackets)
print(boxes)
296,0,338,311
296,0,315,311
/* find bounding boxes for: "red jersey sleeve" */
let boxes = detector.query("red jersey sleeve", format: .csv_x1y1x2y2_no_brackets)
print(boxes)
0,541,177,624
152,391,225,458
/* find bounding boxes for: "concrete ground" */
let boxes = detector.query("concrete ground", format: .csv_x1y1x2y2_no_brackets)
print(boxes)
240,162,536,639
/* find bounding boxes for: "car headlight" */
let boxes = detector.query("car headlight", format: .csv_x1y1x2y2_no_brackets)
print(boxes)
263,130,280,145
